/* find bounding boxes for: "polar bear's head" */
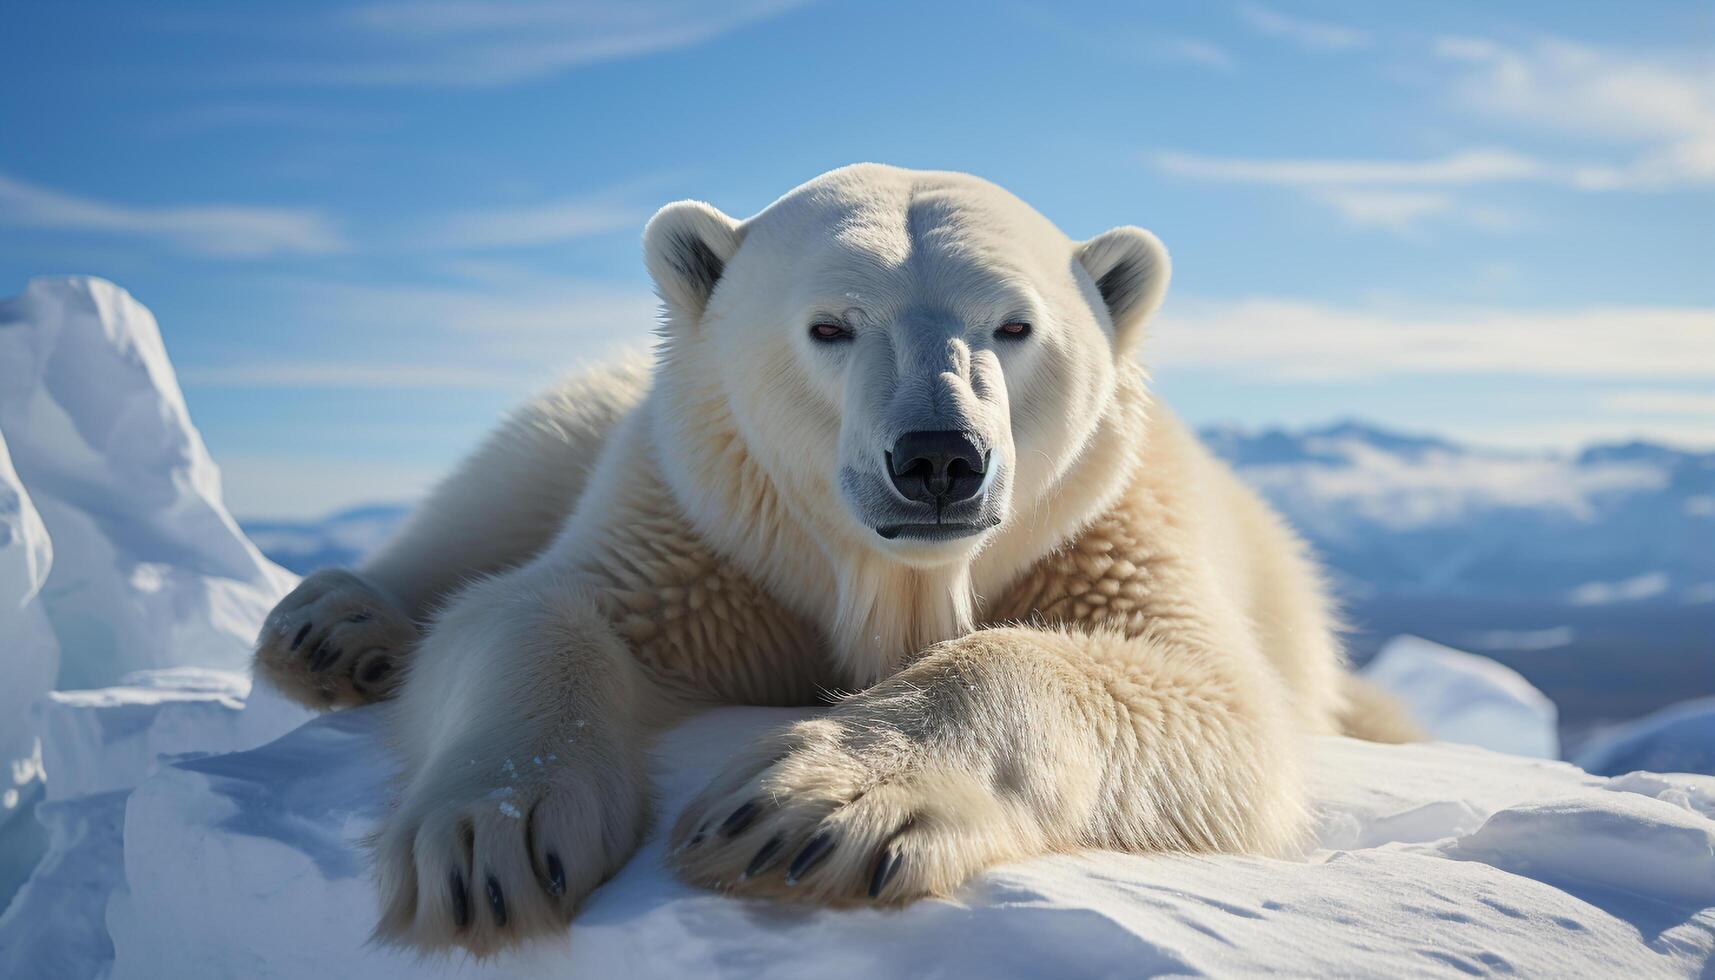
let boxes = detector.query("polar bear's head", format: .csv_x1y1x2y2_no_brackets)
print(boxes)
644,164,1168,569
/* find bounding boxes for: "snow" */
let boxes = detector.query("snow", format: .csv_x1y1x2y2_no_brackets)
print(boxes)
1440,792,1715,907
0,276,305,936
1,275,1712,977
89,709,1715,979
1362,635,1561,759
1579,697,1715,778
0,429,56,824
0,276,295,693
0,667,311,979
0,788,126,977
35,668,312,803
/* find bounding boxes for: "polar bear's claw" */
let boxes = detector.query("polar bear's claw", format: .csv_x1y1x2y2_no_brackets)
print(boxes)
543,852,567,896
483,873,508,926
784,830,836,884
448,869,471,928
369,754,645,956
867,846,903,898
670,718,1023,907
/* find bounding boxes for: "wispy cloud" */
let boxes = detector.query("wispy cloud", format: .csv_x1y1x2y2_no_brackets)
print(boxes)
1,164,657,260
1598,390,1715,416
1449,420,1715,453
0,171,346,258
1006,7,1238,73
181,269,659,395
1153,149,1537,233
268,0,810,88
1236,3,1368,51
1155,148,1545,186
1305,189,1452,234
1150,299,1715,381
179,362,540,390
147,102,381,136
1149,37,1237,72
1153,35,1715,232
1311,188,1520,234
420,196,644,250
1435,35,1715,190
219,453,449,519
279,275,659,354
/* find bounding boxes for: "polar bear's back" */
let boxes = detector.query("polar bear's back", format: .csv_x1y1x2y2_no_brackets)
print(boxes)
362,353,653,615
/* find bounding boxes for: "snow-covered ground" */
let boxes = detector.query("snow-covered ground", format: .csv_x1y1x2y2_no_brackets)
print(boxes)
2,277,1712,978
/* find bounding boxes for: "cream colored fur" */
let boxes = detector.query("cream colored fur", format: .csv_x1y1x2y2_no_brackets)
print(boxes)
252,164,1412,956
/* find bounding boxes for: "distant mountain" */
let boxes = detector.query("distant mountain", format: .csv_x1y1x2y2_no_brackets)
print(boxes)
1203,420,1715,605
1204,422,1715,737
242,421,1715,607
241,504,410,575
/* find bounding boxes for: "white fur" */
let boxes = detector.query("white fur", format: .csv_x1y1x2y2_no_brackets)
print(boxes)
252,164,1410,955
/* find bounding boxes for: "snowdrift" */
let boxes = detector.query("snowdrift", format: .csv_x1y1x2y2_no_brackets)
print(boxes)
0,277,297,827
96,706,1715,979
1,277,1712,978
1580,698,1715,779
1365,635,1560,759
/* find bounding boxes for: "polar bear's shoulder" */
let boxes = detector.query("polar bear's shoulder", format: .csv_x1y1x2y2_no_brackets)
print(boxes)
570,465,828,707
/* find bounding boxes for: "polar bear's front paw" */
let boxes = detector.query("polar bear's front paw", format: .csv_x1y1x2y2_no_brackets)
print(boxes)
253,569,419,708
371,756,646,956
670,719,1036,905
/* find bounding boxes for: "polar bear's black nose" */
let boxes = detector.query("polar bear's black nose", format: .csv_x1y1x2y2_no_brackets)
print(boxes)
886,431,987,504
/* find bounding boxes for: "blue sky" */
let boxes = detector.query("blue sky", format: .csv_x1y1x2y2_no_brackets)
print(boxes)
2,0,1711,517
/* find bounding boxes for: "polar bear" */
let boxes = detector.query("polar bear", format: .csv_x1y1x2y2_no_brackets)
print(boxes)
254,164,1415,955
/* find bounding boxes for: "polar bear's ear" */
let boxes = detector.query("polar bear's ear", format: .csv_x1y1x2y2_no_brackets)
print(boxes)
644,200,743,322
1075,226,1171,356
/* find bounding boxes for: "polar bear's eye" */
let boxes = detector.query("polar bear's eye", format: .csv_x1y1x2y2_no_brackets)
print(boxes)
996,321,1032,340
809,321,853,342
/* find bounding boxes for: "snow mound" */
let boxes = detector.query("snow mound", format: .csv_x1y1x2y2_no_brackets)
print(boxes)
0,276,294,691
1578,697,1715,778
0,668,312,978
0,790,125,978
0,276,296,819
0,430,55,824
86,708,1714,979
1441,792,1715,907
1363,634,1560,758
36,667,312,803
0,276,304,913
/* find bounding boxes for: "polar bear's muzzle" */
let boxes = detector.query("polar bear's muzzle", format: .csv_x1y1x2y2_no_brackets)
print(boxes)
834,331,1013,550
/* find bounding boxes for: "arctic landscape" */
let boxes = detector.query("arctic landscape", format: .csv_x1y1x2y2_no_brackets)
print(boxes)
2,277,1712,977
